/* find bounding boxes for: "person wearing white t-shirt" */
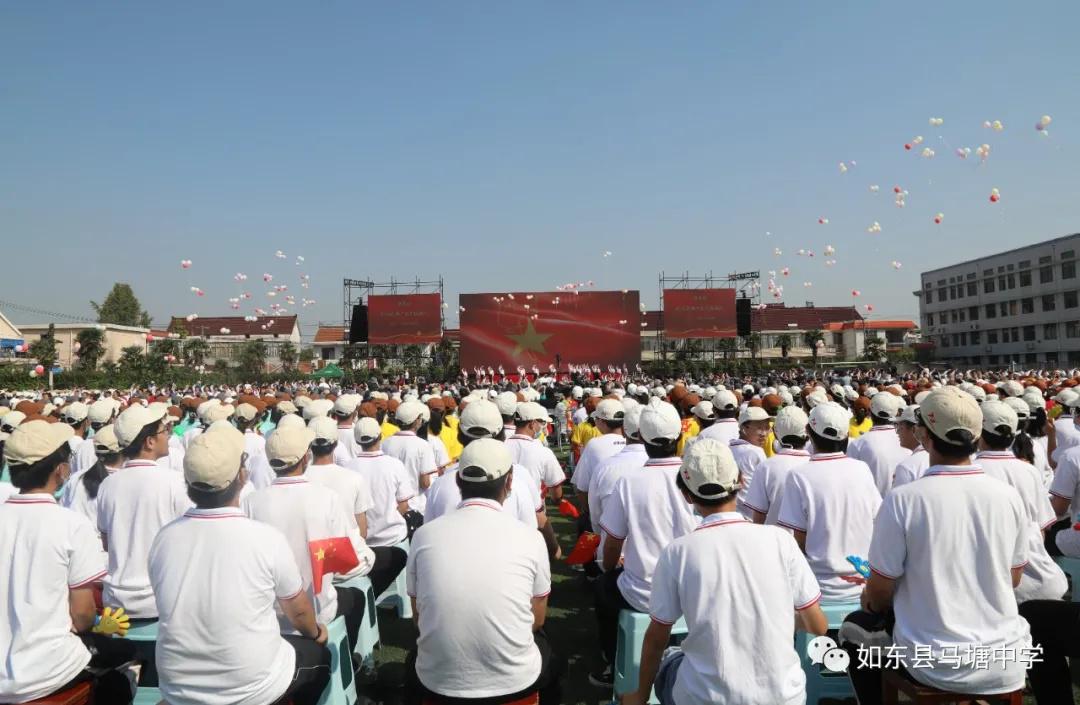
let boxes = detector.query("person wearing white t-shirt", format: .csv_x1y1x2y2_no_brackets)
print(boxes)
684,390,739,449
0,420,137,704
404,439,563,704
777,401,882,602
330,394,362,465
97,403,192,619
594,398,696,686
977,400,1068,603
744,406,811,525
729,405,769,516
418,403,451,473
626,439,826,705
840,387,1032,700
571,398,627,521
848,392,911,497
63,424,123,538
890,404,930,491
61,401,98,481
348,418,413,546
1050,390,1079,461
588,404,647,534
150,422,330,705
382,401,439,517
506,402,566,501
1047,439,1080,556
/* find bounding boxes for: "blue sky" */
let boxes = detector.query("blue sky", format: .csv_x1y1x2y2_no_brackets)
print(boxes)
2,2,1078,336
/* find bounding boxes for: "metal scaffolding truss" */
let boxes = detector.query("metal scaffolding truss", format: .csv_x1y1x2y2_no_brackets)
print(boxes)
656,271,760,361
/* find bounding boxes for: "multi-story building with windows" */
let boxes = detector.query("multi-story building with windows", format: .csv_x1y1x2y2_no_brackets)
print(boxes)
916,233,1080,367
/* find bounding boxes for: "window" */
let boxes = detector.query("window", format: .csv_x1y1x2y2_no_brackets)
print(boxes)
1025,353,1037,365
988,354,1000,365
985,279,995,294
1000,302,1008,317
1040,255,1052,264
1064,261,1076,279
999,276,1007,290
1066,290,1079,309
1047,352,1059,366
941,335,950,348
1041,266,1054,284
952,334,962,347
1007,263,1015,271
1070,351,1080,365
959,332,968,346
970,331,981,345
926,313,934,326
967,272,976,280
968,306,979,321
1022,298,1034,314
959,309,966,322
1012,327,1020,342
1043,294,1056,311
998,266,1006,273
950,310,958,324
1064,250,1075,259
1001,328,1011,343
967,282,976,296
1020,270,1031,287
1019,260,1030,269
937,279,947,287
988,330,999,344
925,289,933,304
1045,323,1058,340
956,284,964,299
1067,321,1080,338
1007,274,1015,289
983,268,994,276
986,304,996,319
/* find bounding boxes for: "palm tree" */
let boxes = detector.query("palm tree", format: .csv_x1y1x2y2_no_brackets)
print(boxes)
776,333,793,359
743,333,761,361
803,329,825,366
716,338,737,361
863,336,886,362
237,340,268,377
183,338,210,367
279,341,298,371
75,328,106,370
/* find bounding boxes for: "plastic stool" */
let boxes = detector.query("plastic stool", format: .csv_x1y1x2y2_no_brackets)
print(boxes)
612,610,688,704
132,688,164,705
794,601,859,705
882,668,1022,704
26,682,91,705
1054,555,1080,601
316,616,358,705
375,538,412,619
125,619,159,642
335,573,379,668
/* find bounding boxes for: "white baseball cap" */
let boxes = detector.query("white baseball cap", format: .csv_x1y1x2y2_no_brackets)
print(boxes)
266,425,315,468
807,401,851,440
968,386,987,402
638,398,682,444
205,404,235,424
1002,397,1031,422
919,387,983,446
690,400,716,421
3,419,74,467
60,402,89,424
0,410,27,441
354,417,382,444
495,392,519,417
515,402,551,423
303,398,334,420
774,406,809,440
870,393,904,422
333,395,360,417
711,390,738,411
396,400,425,426
593,398,626,423
235,403,259,422
459,399,504,439
92,424,122,454
308,416,339,445
184,421,245,491
914,390,932,405
457,438,513,482
1000,380,1024,398
623,404,644,439
115,403,169,450
1054,389,1079,407
276,413,306,432
898,405,920,425
981,399,1018,436
678,438,740,500
739,406,770,424
805,389,829,408
88,399,115,425
571,386,583,399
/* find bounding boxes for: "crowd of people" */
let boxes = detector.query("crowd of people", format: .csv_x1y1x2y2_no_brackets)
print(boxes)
2,366,1080,704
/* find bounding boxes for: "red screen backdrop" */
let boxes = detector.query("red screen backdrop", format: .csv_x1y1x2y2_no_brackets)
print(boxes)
459,290,641,369
367,294,443,344
663,289,737,338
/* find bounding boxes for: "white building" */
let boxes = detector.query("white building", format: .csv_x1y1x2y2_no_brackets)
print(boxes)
167,315,301,364
14,322,151,369
916,233,1080,367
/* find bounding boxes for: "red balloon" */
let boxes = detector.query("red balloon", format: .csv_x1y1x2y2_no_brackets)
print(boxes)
904,143,912,150
990,194,1000,203
34,365,44,375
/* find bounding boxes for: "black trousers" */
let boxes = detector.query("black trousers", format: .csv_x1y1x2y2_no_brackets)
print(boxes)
335,586,366,650
275,634,331,705
1019,599,1080,704
369,545,408,597
1044,517,1069,557
51,633,138,704
404,629,564,705
839,609,895,704
404,510,424,540
595,567,634,664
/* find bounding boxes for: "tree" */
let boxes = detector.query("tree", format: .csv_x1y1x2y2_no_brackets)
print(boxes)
298,346,315,364
776,333,793,359
237,340,267,377
74,328,105,370
29,324,59,372
91,283,152,328
341,343,366,369
183,338,210,367
803,329,825,366
118,345,146,377
863,336,887,362
716,338,737,361
279,341,298,371
743,333,761,360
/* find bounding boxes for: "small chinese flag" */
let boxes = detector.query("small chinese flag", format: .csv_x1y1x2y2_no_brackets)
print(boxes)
308,537,360,593
558,499,580,519
565,532,601,565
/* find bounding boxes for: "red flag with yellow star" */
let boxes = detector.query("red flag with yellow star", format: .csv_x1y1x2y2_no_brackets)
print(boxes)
308,537,359,593
459,291,641,370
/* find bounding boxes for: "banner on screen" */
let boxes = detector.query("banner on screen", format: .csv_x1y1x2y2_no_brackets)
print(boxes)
367,294,442,344
663,289,737,338
459,290,641,369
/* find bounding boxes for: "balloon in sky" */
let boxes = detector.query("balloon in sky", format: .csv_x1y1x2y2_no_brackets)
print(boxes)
263,273,273,283
275,250,286,259
818,217,829,225
869,184,880,193
934,213,944,224
180,259,192,269
928,117,944,126
990,188,1000,203
1036,115,1052,131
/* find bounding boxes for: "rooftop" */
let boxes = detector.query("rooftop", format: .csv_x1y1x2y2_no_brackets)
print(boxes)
313,325,347,344
167,315,297,338
920,232,1080,277
752,303,862,331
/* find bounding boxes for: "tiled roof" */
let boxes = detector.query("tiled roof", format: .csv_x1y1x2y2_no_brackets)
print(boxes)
824,319,916,332
752,304,862,331
167,315,297,337
313,325,346,344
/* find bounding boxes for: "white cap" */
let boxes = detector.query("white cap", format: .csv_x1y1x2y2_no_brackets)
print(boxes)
807,401,851,440
919,387,983,446
968,386,987,402
690,400,716,421
88,399,115,425
92,424,122,454
459,399,504,439
711,390,738,412
571,386,584,399
515,402,550,423
60,402,89,424
981,399,1019,436
774,406,809,440
679,438,740,500
593,398,626,423
266,425,315,468
870,393,904,422
914,390,932,405
184,421,245,491
1021,389,1044,412
623,404,644,439
496,392,519,417
1054,389,1079,407
1000,380,1024,398
457,438,513,482
196,399,221,422
0,410,27,441
899,405,920,425
1003,397,1031,422
235,403,259,422
805,389,829,408
739,406,769,424
277,400,299,415
115,404,169,450
638,398,682,444
308,416,339,445
3,420,74,467
303,398,334,420
354,417,382,444
396,400,425,426
333,395,360,417
276,413,306,432
205,404,235,424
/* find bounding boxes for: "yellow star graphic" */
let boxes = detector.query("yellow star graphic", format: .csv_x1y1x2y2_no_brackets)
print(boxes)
508,319,552,356
315,548,325,561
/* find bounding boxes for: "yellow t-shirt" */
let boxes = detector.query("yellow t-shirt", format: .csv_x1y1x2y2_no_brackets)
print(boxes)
571,421,601,449
439,421,463,462
764,428,777,458
676,417,701,456
849,417,872,439
381,420,401,441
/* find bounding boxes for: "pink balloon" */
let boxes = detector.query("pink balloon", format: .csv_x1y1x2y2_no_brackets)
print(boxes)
34,365,45,375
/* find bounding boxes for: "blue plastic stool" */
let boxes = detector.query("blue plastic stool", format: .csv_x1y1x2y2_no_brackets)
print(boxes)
133,688,163,705
125,619,159,641
126,620,161,704
316,616,358,705
611,610,688,704
794,601,859,705
335,573,380,668
1054,556,1080,601
375,538,412,619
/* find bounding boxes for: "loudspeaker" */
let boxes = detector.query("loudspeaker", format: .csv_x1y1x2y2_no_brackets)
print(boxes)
736,297,752,336
349,304,368,343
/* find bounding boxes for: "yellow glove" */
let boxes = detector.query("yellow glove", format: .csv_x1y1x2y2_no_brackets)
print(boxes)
92,606,130,637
